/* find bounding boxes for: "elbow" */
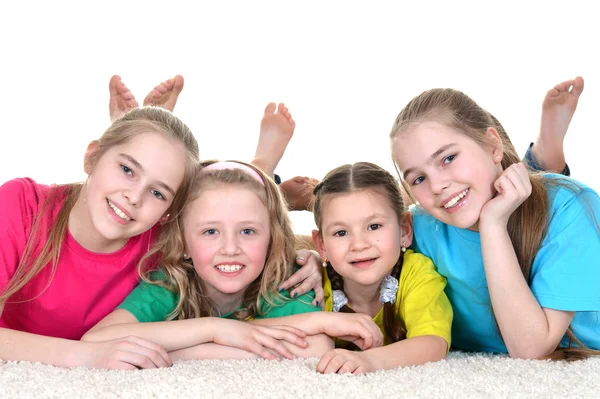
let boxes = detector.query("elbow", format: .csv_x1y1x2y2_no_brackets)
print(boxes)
507,344,554,360
80,330,103,342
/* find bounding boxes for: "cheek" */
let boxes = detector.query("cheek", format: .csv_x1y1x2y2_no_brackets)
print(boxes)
245,237,270,264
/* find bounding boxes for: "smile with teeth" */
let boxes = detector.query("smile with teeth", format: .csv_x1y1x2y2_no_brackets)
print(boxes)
215,264,244,273
107,199,132,221
443,189,469,209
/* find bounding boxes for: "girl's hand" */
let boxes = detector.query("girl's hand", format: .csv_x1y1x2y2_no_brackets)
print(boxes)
318,313,383,350
212,319,308,360
78,336,172,370
480,162,532,228
279,249,324,308
316,348,375,375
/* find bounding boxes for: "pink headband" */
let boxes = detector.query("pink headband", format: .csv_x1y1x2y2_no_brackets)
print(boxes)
201,161,265,186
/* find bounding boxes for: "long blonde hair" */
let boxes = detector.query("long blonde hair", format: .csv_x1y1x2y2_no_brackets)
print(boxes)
389,88,600,360
145,160,297,321
0,107,199,304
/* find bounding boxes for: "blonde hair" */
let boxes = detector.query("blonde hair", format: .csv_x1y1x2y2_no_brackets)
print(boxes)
0,107,199,304
312,162,408,344
146,160,297,321
390,88,600,360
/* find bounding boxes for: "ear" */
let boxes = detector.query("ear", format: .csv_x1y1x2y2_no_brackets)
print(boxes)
400,212,414,248
486,127,504,165
159,213,170,225
311,229,327,260
84,140,101,175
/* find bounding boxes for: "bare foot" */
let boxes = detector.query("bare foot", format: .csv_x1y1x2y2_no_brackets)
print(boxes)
280,176,319,211
532,76,584,172
109,75,139,122
142,75,184,112
252,103,296,176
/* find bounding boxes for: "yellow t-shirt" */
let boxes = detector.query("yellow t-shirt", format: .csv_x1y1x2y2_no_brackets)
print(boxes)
323,250,452,348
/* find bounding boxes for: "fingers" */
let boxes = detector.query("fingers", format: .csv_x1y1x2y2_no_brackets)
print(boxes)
114,344,170,369
278,263,313,291
126,336,172,367
312,284,324,309
316,349,357,374
251,333,296,360
255,325,308,348
497,163,531,199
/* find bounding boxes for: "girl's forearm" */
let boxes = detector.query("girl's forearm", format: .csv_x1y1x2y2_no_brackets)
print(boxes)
480,225,568,358
365,335,447,369
0,328,82,367
249,312,325,335
171,334,334,361
82,317,220,351
170,343,256,361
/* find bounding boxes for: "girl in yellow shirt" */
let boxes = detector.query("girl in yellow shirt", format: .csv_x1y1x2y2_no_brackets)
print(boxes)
310,161,453,374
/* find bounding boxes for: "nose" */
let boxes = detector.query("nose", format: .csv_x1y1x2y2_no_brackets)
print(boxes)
350,231,370,252
428,172,450,195
123,185,144,207
220,232,241,256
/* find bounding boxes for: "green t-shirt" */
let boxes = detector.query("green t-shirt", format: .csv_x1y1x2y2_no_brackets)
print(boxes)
118,271,319,322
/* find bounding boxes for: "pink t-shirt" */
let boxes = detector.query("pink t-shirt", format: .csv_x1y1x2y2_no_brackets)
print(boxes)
0,178,159,340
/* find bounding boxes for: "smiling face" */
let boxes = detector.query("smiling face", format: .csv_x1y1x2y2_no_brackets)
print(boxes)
182,185,270,300
73,131,187,252
393,121,502,230
314,189,409,288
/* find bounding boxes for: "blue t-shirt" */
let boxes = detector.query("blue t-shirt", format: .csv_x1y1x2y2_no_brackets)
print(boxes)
411,174,600,353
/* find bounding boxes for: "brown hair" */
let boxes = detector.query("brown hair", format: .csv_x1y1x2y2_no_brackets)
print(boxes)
390,88,600,360
0,107,200,304
147,160,297,321
312,162,408,343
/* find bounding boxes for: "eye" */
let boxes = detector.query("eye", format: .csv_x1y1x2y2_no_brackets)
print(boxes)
443,154,457,164
121,165,133,176
367,224,382,231
412,176,425,186
151,189,165,201
241,228,255,235
203,228,218,236
333,230,348,237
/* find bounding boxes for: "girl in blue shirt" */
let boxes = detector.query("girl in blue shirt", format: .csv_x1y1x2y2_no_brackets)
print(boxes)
389,80,600,360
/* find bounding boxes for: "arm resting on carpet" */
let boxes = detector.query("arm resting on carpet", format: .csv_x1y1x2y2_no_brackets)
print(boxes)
0,327,170,369
82,309,309,360
170,334,334,361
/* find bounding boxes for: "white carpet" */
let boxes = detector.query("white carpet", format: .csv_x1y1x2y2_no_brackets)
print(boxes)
1,352,599,398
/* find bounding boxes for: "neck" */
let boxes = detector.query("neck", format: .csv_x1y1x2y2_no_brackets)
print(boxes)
69,188,128,253
208,288,246,316
343,277,385,317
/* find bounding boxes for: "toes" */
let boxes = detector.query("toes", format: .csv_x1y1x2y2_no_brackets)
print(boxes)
264,102,277,114
571,76,584,98
109,75,122,95
172,75,184,94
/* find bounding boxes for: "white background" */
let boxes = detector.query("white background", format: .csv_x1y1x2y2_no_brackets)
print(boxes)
1,1,598,235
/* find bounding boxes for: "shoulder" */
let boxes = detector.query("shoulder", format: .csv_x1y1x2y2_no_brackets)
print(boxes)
542,175,599,231
0,177,47,205
399,250,439,284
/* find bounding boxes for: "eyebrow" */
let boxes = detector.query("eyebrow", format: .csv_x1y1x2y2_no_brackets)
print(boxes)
324,213,388,231
402,143,457,178
120,153,176,197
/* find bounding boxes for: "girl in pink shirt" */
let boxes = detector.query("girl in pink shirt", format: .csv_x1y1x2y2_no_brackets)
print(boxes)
0,104,200,369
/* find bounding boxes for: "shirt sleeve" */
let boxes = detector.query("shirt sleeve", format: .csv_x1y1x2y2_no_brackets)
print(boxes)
116,271,179,322
256,290,320,319
0,178,39,292
398,252,453,349
530,185,600,310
